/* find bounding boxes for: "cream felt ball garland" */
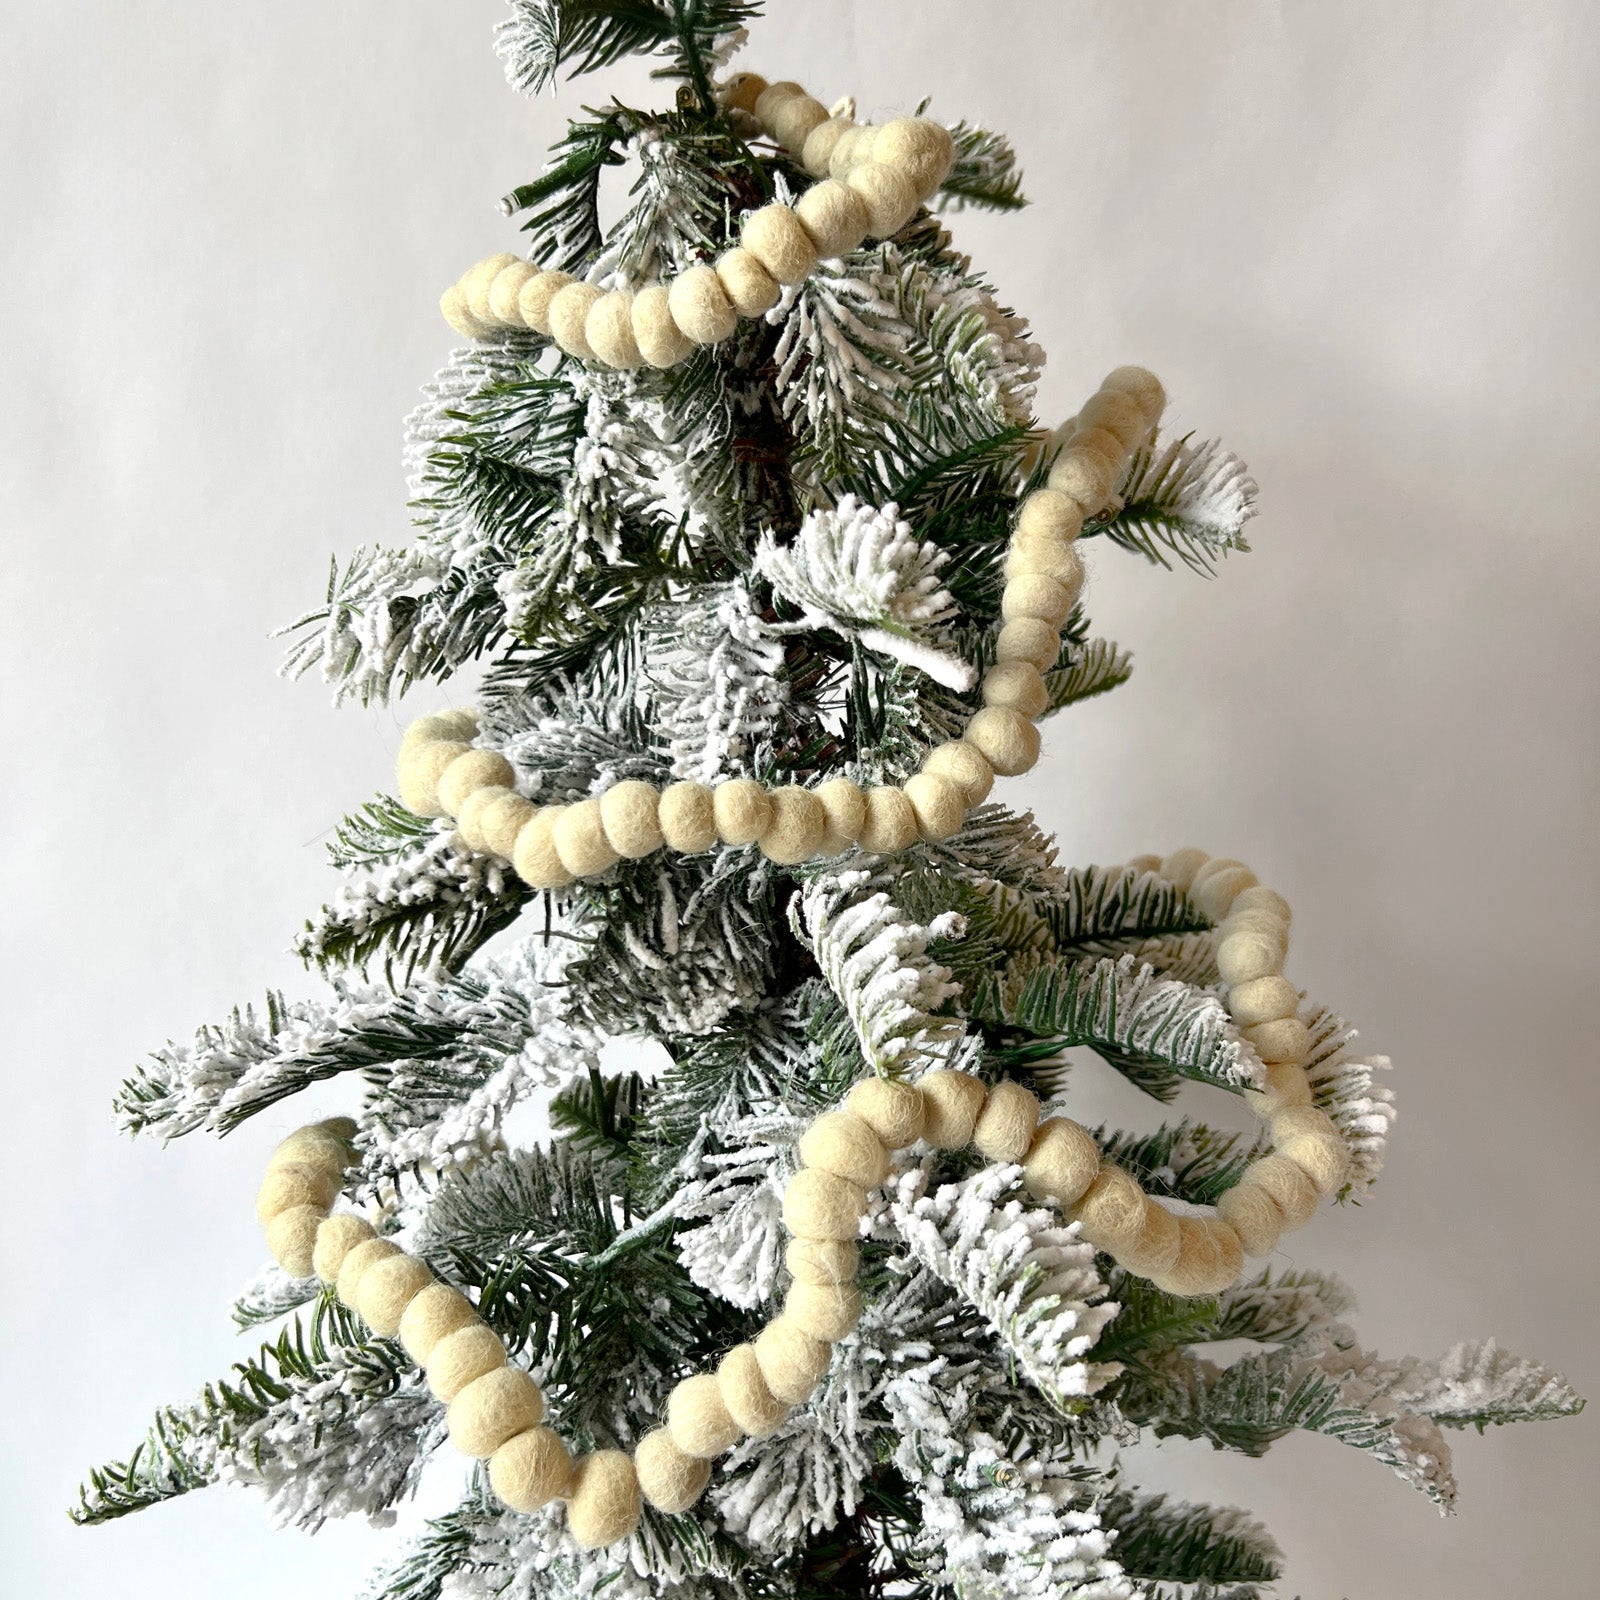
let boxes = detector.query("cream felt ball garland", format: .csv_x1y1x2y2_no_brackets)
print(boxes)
258,924,1346,1546
438,72,956,368
395,365,1163,884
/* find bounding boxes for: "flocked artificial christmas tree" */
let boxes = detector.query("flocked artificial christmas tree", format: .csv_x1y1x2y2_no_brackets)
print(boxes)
77,6,1582,1597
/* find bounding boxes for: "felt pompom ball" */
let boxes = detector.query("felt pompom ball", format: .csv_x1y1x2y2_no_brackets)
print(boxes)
847,1076,926,1148
265,1205,323,1278
403,709,477,749
1101,364,1167,423
667,1373,743,1459
554,798,621,878
903,771,966,841
463,253,519,323
1068,1164,1147,1254
1074,388,1148,450
335,1238,400,1308
489,1426,573,1513
759,786,827,865
846,160,919,237
440,280,490,339
741,203,819,285
255,1160,338,1226
355,1252,435,1337
1002,574,1074,627
426,1322,508,1403
917,1069,987,1149
767,92,829,153
517,270,574,336
399,1283,479,1364
1021,1117,1100,1206
599,780,663,859
449,1366,545,1458
795,179,871,258
566,1450,641,1549
634,1428,710,1513
1049,446,1118,514
1233,885,1293,924
1191,863,1258,922
785,1236,860,1286
856,787,918,854
586,289,643,368
1114,1197,1184,1278
814,777,867,851
801,116,853,177
995,616,1061,673
668,264,739,345
981,661,1049,718
753,1316,833,1404
1226,975,1299,1027
1216,1182,1284,1257
1272,1106,1349,1195
799,1111,891,1189
512,808,576,891
717,1344,789,1438
458,789,536,862
972,1079,1040,1164
312,1213,375,1284
715,247,781,317
658,782,717,853
965,706,1042,777
1240,1153,1319,1230
1244,1061,1313,1117
397,739,471,817
632,284,695,368
1158,847,1209,890
827,123,874,179
920,740,993,806
1007,527,1086,593
1244,1017,1311,1065
713,779,773,846
720,71,767,115
785,1280,863,1343
1217,928,1284,986
487,259,537,326
437,749,516,818
782,1167,867,1241
870,116,955,197
1016,487,1084,545
548,282,605,358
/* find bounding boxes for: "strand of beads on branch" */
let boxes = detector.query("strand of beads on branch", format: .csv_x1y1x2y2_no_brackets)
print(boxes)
394,368,1164,888
257,925,1346,1543
438,72,955,368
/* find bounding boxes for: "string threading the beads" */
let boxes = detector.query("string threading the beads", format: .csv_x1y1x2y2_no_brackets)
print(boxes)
437,73,955,369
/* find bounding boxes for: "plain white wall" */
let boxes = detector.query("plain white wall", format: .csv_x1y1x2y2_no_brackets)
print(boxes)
3,2,1595,1595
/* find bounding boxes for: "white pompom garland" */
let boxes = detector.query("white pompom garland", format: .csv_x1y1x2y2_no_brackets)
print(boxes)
436,71,957,369
395,366,1164,886
250,60,1356,1551
256,852,1347,1536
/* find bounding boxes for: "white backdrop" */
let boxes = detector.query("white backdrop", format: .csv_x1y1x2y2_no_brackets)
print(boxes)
3,3,1596,1595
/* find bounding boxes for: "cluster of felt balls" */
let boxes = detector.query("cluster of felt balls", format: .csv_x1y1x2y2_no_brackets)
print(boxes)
257,901,1346,1545
439,72,956,365
396,363,1165,882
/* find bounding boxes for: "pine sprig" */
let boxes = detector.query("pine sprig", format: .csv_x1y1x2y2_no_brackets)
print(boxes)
496,0,758,108
1104,1489,1282,1588
970,951,1263,1101
937,120,1028,213
1092,432,1259,574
